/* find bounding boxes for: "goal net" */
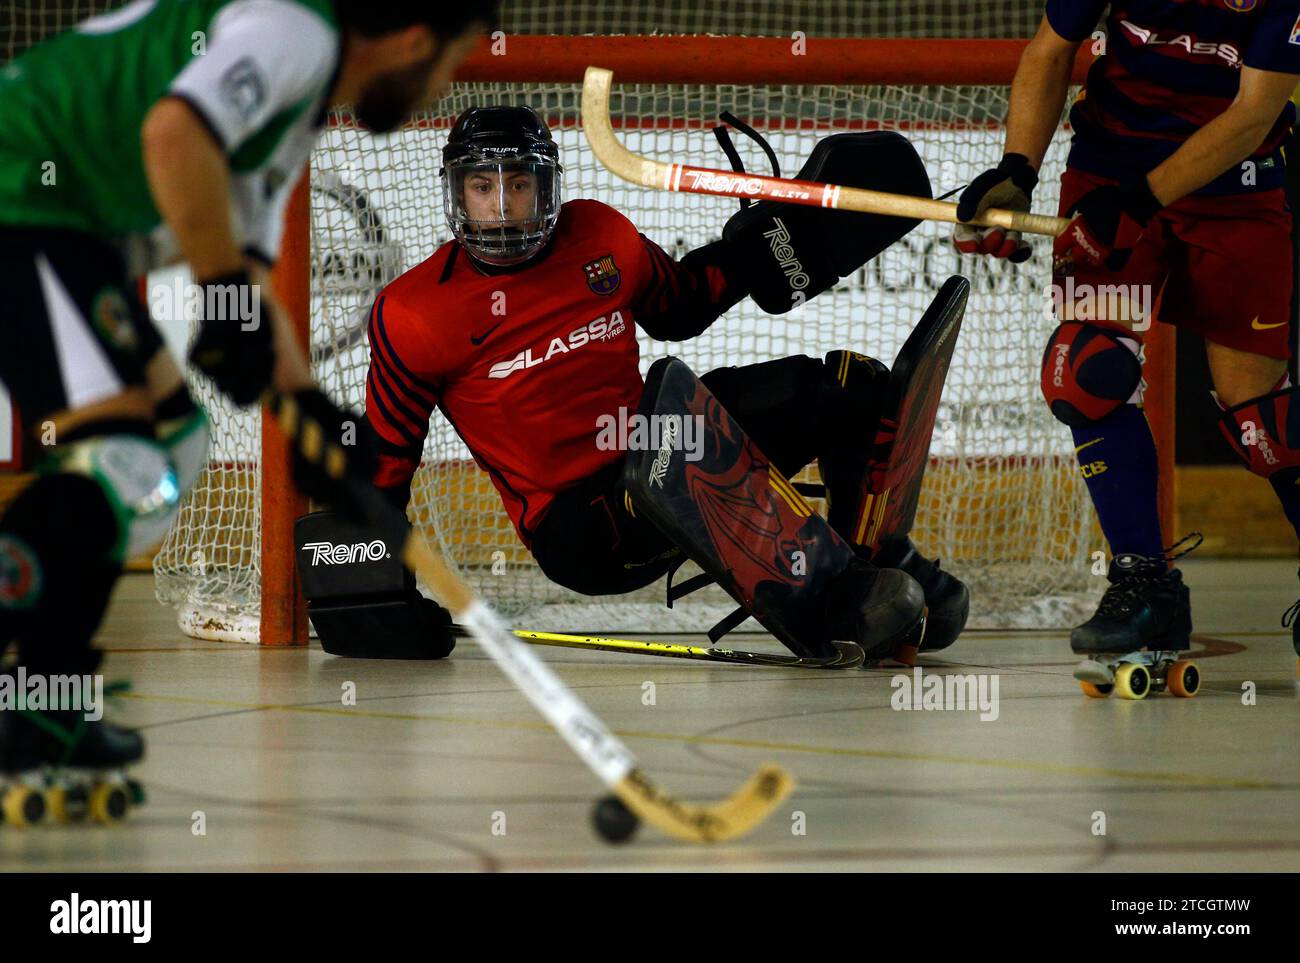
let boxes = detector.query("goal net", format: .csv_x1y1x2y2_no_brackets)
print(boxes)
4,2,1126,642
158,54,1116,639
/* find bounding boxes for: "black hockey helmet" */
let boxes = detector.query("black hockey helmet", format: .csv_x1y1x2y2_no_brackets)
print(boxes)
441,106,563,266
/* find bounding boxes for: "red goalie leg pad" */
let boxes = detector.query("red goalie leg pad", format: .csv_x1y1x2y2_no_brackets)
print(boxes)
1040,320,1143,428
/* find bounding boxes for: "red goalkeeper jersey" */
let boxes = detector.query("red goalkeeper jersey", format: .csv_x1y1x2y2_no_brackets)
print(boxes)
365,198,743,547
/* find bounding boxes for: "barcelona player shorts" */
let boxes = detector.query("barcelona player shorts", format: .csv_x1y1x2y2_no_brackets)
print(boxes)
1056,167,1293,360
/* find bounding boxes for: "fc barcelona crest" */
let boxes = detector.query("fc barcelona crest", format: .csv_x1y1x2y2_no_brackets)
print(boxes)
1224,0,1257,11
583,254,621,296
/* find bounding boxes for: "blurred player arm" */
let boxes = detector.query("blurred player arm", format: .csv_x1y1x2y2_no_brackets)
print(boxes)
141,98,244,284
631,233,748,341
365,295,443,512
1145,66,1300,206
142,1,337,393
142,104,313,391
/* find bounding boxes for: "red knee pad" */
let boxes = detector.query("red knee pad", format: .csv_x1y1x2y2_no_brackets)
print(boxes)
1218,385,1300,477
1040,321,1143,427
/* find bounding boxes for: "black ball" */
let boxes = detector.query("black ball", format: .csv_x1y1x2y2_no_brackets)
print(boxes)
591,794,639,844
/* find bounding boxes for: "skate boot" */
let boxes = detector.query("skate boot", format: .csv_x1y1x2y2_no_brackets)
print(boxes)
1283,568,1300,678
1071,534,1202,700
872,536,969,652
824,557,926,664
0,672,145,826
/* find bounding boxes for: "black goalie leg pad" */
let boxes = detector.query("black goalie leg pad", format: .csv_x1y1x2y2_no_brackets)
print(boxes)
836,276,969,553
817,350,891,538
624,357,924,659
872,536,969,653
723,131,932,314
295,511,454,659
825,277,972,651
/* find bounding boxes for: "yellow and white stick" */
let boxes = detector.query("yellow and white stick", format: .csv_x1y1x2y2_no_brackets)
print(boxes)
581,66,1071,238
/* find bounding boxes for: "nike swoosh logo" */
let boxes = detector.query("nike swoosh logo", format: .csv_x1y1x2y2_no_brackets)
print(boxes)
1251,316,1288,331
470,320,505,345
1075,438,1103,454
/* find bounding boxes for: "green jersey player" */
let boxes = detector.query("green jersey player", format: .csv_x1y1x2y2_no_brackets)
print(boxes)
0,0,498,827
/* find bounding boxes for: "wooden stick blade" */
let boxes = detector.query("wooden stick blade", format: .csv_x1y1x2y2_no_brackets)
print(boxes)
615,764,794,844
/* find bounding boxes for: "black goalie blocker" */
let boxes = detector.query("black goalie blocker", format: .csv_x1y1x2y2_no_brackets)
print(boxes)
623,357,924,661
294,511,455,659
718,124,932,314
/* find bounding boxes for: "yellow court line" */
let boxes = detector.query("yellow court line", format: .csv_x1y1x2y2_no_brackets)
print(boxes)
119,691,556,732
119,691,1300,792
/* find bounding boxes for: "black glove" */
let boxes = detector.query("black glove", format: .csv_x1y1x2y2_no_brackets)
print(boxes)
188,270,274,407
1053,177,1161,271
404,570,456,659
282,388,379,520
954,153,1039,264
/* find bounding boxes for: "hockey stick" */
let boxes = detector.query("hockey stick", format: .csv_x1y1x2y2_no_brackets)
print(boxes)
458,627,865,669
581,66,1071,238
267,391,793,843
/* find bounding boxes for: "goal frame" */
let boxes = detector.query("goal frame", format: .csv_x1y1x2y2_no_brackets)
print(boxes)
261,35,1176,645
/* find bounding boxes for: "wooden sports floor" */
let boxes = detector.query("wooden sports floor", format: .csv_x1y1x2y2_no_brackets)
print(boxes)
2,558,1296,872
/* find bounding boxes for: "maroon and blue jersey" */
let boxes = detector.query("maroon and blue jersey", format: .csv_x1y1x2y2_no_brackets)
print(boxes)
1046,0,1300,194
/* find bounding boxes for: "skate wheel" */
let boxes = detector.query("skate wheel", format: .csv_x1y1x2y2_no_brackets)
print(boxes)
88,783,129,824
45,786,72,824
1167,660,1200,698
1113,663,1150,700
1079,681,1112,699
2,786,46,827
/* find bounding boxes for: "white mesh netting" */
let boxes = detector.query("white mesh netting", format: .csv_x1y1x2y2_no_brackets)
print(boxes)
155,79,1103,640
1,0,1049,54
3,3,1105,640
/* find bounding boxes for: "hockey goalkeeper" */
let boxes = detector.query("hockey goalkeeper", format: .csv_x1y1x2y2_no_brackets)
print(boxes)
330,106,971,665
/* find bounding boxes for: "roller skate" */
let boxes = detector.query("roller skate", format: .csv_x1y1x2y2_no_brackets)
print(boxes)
0,674,145,827
873,535,969,653
1071,535,1202,701
1283,569,1300,680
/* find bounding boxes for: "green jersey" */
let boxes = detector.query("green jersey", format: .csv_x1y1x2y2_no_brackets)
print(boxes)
0,0,339,265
